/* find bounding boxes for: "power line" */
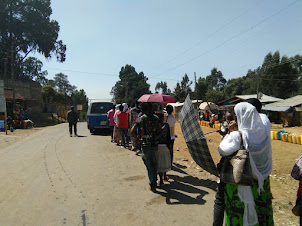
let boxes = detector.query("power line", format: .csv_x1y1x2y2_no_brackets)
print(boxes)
155,0,301,76
42,52,302,83
43,67,118,77
156,0,264,69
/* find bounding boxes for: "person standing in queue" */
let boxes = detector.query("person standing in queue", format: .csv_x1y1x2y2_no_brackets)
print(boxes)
131,103,161,192
67,106,78,137
107,105,116,142
165,105,176,166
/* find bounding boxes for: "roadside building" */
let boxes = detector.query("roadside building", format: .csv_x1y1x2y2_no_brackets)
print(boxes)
262,95,302,126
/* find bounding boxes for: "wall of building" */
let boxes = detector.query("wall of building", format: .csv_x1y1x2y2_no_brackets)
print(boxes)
4,79,43,112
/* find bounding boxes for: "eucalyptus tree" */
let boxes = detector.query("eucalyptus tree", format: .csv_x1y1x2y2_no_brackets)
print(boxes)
0,0,66,80
111,64,150,104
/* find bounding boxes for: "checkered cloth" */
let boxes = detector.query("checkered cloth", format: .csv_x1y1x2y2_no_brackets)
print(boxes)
179,95,219,176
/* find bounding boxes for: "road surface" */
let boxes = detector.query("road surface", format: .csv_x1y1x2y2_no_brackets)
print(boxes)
0,122,216,225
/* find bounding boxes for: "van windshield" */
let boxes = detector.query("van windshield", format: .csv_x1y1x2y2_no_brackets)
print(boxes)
90,102,113,114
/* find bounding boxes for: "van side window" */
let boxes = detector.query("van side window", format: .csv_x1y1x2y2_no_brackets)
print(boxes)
91,103,113,114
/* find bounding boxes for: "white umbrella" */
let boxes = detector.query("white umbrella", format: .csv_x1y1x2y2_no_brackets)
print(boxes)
199,102,218,110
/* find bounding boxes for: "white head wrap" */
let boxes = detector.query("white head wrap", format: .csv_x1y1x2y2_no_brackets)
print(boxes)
234,102,272,190
114,104,121,125
122,103,128,112
235,102,272,226
218,102,272,225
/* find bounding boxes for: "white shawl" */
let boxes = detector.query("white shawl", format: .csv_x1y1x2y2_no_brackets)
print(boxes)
218,102,272,226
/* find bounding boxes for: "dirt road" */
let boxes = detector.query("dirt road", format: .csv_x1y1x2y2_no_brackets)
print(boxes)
0,122,216,225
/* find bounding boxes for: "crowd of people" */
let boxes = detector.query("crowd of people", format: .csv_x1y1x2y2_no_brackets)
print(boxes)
104,97,302,225
107,101,176,192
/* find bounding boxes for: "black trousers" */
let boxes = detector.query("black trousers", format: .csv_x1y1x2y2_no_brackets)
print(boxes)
69,123,77,135
213,181,225,226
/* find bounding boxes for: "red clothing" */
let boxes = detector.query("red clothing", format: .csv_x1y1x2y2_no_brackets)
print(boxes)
117,112,129,128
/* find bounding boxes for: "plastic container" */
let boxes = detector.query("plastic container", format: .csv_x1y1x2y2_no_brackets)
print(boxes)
292,134,297,144
288,134,293,143
271,131,274,140
297,135,302,145
10,127,14,132
281,133,288,142
278,130,287,140
273,131,278,140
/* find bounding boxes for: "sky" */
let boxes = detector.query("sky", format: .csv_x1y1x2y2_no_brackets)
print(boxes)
35,0,302,101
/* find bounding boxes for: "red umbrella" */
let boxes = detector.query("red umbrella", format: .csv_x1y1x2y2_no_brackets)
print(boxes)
138,94,176,104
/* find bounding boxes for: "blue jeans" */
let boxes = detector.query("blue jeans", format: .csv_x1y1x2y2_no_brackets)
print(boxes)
141,145,158,187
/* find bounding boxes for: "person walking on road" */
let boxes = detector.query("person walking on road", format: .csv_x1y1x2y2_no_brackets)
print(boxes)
67,106,78,137
165,105,176,165
131,103,161,192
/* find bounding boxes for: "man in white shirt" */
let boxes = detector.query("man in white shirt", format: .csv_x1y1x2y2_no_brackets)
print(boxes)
166,105,176,165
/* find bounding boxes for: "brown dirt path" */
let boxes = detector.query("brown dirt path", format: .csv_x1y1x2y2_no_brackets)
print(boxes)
174,122,302,225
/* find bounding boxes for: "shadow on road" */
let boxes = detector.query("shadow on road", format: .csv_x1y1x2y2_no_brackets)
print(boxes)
156,163,217,205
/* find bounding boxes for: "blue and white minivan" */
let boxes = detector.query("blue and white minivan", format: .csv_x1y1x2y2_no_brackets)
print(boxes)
87,101,114,133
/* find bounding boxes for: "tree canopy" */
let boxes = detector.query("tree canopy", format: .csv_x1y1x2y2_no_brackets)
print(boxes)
71,89,89,112
111,64,150,104
0,0,66,81
155,81,171,94
172,74,192,102
53,73,77,95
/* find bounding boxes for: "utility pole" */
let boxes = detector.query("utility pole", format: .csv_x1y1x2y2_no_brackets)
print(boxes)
11,45,16,120
256,74,260,99
194,72,197,103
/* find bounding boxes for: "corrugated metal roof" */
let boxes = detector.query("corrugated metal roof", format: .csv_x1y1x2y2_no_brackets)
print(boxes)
262,106,291,112
264,95,302,107
235,94,283,103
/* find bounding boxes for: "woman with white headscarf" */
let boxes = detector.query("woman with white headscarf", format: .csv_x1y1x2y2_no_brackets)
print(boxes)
218,102,274,226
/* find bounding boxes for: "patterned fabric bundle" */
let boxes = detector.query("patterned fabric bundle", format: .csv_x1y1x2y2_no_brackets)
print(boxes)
179,95,218,176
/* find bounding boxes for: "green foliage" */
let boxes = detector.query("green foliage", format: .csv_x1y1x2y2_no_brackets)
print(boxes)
41,85,56,104
195,77,207,100
221,52,302,99
205,89,225,103
172,74,192,102
206,68,226,91
71,89,88,111
111,64,150,104
54,92,65,105
20,57,48,85
53,73,76,95
0,0,66,81
155,81,171,94
223,77,247,97
258,51,300,98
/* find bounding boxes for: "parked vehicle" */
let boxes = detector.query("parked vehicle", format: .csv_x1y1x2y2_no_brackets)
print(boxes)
87,101,114,133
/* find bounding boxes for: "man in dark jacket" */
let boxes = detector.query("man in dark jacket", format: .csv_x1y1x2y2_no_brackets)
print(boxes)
67,106,78,137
